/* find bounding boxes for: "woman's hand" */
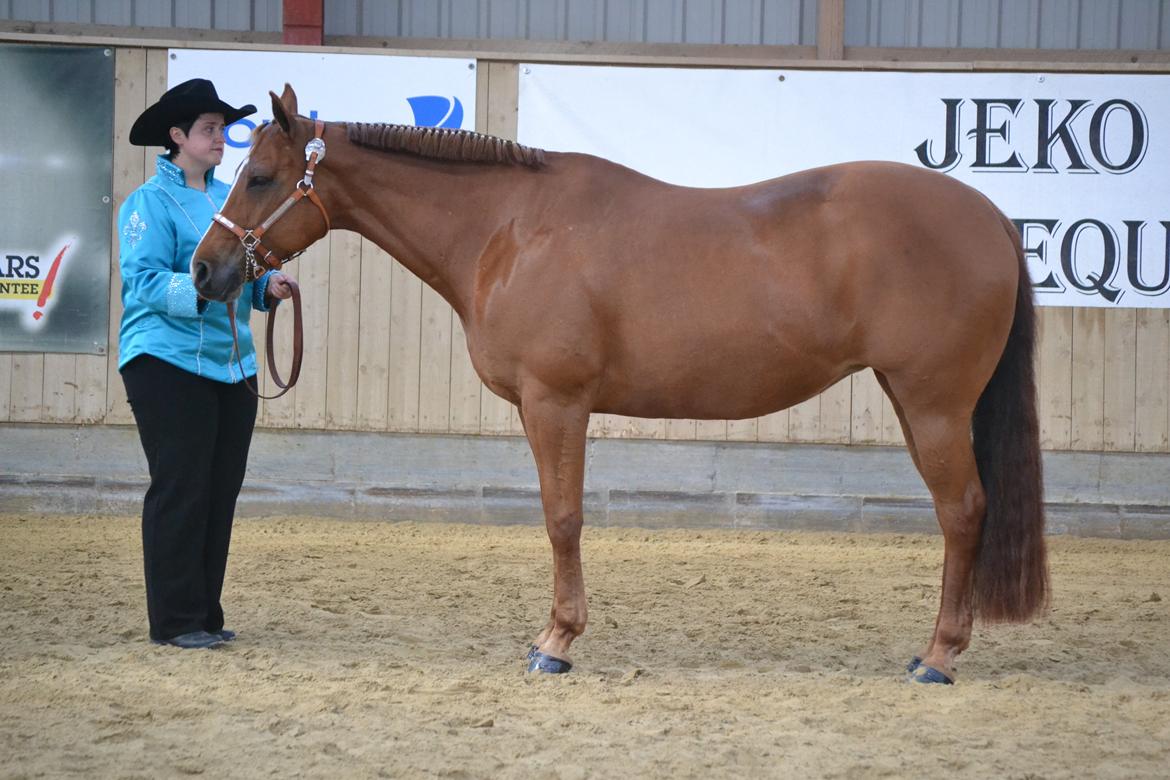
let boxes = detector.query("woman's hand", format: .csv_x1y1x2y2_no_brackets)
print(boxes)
267,272,294,301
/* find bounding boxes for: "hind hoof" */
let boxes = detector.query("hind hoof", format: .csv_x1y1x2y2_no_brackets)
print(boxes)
908,663,954,685
526,644,538,661
906,656,922,674
527,651,572,674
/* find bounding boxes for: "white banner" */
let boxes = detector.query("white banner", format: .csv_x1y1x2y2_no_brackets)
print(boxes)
168,50,478,182
518,65,1170,308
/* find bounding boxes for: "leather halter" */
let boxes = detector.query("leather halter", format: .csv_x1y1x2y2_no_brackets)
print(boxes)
215,119,329,399
212,119,331,281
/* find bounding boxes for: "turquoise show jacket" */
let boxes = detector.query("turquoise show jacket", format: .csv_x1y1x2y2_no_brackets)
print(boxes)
117,155,273,383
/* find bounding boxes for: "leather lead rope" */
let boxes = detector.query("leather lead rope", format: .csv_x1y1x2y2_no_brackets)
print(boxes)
226,278,303,399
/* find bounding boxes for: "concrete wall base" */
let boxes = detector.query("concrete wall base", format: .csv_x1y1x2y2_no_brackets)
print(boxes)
2,423,1167,538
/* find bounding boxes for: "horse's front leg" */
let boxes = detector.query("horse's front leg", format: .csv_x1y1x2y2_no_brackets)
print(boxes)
519,389,591,674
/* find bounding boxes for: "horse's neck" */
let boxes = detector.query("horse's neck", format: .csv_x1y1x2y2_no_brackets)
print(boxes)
332,149,528,319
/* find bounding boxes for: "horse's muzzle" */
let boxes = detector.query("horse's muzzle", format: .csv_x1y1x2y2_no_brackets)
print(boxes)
192,258,244,302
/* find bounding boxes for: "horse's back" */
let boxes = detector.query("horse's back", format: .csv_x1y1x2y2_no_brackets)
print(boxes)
550,155,1017,311
499,156,1022,418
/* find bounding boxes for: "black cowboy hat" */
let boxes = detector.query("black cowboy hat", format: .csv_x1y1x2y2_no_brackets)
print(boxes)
129,78,256,146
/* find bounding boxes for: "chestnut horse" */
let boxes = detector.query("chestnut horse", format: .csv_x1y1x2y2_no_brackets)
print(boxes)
193,86,1048,683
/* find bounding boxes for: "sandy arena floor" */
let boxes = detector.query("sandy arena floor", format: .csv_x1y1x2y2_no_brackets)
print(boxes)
1,513,1168,779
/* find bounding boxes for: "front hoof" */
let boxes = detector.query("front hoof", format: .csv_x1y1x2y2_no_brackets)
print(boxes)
908,663,954,685
526,644,538,661
527,651,573,674
905,656,922,674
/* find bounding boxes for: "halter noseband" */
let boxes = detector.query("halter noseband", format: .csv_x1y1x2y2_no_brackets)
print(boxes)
212,118,331,282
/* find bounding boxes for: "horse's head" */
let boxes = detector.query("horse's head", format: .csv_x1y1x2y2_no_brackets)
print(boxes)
192,84,331,301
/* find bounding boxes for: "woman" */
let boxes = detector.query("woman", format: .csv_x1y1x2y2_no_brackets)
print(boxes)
118,78,293,649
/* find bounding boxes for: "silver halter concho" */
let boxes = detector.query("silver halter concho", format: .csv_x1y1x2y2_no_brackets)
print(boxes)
211,118,331,282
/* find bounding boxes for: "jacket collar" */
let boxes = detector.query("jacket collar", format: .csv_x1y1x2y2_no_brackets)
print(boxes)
155,155,216,189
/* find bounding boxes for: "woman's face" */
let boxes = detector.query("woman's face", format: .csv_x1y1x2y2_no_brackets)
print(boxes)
171,112,226,169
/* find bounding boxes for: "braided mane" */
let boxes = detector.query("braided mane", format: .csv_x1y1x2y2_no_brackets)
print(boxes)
345,123,545,167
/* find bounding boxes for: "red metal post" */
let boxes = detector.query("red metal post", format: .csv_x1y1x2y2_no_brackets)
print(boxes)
283,0,324,45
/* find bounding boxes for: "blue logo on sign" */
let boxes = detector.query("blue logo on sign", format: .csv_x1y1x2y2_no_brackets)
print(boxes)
407,96,464,129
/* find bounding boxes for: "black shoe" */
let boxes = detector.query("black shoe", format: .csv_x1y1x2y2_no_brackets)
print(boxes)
213,629,236,642
151,630,224,649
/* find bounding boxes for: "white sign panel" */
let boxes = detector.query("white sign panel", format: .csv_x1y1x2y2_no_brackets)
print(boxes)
169,50,478,182
519,65,1170,308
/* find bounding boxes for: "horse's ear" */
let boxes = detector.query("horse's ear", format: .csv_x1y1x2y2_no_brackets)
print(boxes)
279,83,299,115
269,90,292,134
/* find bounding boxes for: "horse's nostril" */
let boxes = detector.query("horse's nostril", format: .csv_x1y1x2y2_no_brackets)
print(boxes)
193,260,211,288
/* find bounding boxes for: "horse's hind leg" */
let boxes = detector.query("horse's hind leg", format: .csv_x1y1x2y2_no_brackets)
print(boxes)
518,389,591,674
875,370,921,473
877,370,943,669
889,393,986,684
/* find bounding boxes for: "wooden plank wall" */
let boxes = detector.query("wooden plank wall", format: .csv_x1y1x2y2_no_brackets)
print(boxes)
1,45,1168,455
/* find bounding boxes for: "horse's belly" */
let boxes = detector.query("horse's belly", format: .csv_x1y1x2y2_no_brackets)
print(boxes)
596,342,850,420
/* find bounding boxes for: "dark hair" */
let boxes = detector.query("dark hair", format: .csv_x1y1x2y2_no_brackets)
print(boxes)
164,117,198,159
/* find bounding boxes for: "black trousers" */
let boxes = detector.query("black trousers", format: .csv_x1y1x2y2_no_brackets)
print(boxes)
121,355,258,641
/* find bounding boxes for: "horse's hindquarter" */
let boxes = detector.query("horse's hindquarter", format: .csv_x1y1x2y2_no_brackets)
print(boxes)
819,162,1021,410
470,158,1018,420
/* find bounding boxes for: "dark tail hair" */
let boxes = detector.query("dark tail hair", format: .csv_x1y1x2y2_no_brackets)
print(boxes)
970,216,1049,623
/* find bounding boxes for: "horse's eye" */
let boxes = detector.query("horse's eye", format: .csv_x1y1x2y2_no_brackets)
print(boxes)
248,175,272,188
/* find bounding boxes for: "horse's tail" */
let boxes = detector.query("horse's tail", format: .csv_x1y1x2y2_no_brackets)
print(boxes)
970,214,1049,623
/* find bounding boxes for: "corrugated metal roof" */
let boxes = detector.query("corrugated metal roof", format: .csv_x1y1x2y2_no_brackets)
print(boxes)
3,0,1167,50
2,0,282,32
844,0,1168,49
322,0,817,45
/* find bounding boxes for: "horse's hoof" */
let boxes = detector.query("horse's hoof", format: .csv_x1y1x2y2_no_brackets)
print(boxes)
906,656,922,674
526,644,538,661
527,651,572,674
908,663,954,685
